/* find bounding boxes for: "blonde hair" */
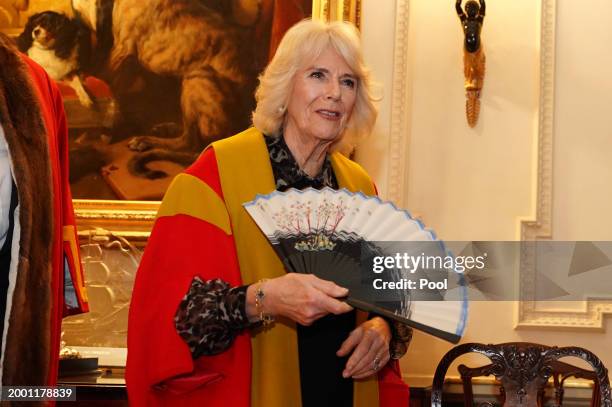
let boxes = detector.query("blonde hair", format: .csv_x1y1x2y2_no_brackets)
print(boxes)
252,19,377,149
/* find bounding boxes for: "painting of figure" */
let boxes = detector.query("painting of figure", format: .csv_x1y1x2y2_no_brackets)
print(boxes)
1,0,313,200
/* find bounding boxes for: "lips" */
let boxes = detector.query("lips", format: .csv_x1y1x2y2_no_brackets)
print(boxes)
316,109,341,120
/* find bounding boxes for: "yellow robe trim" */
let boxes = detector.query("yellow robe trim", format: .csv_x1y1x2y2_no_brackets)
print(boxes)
213,127,379,407
62,225,88,302
156,173,232,236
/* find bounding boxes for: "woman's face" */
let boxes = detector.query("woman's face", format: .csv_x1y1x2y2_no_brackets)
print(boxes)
285,47,357,144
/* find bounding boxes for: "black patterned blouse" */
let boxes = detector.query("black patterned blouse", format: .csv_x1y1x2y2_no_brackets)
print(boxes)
174,134,413,361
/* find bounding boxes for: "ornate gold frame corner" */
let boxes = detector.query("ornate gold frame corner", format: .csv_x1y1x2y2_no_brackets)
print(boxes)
74,199,158,245
313,0,361,28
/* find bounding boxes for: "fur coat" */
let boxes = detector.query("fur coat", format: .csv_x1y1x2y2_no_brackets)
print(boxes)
0,32,88,391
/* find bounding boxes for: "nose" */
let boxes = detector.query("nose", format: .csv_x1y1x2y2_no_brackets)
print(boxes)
326,80,341,101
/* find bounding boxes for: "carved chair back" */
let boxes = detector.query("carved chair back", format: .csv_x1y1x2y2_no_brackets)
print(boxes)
431,342,611,407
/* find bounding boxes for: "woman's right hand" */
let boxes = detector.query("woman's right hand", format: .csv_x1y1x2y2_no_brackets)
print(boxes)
246,274,353,326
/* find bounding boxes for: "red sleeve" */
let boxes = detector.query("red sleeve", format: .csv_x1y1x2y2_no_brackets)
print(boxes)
126,149,250,407
21,54,88,315
52,80,89,315
19,55,89,388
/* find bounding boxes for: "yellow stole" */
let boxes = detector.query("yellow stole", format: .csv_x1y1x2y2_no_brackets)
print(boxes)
213,127,379,407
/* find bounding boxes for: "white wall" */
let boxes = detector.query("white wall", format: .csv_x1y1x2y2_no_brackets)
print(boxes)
399,0,539,241
552,0,612,240
359,0,612,382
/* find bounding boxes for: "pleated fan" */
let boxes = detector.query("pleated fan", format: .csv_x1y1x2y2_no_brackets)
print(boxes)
243,187,467,343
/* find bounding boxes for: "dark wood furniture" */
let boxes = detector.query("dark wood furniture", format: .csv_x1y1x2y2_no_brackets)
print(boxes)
58,367,127,406
432,342,611,407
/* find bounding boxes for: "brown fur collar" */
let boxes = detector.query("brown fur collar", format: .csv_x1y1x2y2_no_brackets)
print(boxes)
0,32,54,388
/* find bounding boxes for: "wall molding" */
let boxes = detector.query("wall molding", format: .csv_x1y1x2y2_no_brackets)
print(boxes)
385,0,410,207
520,0,556,242
516,0,612,330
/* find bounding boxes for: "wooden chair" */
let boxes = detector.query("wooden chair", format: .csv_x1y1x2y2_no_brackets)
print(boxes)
431,342,611,407
458,359,602,407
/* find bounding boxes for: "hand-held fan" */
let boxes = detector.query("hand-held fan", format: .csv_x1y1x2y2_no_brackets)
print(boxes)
243,187,468,343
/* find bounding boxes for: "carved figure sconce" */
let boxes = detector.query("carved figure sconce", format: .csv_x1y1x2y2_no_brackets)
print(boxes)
456,0,486,127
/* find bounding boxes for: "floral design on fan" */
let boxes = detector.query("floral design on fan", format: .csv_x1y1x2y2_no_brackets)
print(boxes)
257,195,359,253
295,233,336,252
264,197,350,236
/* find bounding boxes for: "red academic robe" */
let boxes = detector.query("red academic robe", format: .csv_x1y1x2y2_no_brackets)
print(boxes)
0,35,88,387
127,148,251,406
24,55,89,384
127,129,409,406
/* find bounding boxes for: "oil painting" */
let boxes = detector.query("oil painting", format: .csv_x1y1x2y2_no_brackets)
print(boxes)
1,0,313,201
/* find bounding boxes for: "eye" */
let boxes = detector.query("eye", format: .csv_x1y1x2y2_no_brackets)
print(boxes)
309,71,325,79
341,78,356,89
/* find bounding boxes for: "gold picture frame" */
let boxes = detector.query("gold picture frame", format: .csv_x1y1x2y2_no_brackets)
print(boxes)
73,0,363,243
313,0,361,29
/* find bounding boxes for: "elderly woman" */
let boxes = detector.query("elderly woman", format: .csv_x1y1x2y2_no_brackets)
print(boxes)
127,19,411,407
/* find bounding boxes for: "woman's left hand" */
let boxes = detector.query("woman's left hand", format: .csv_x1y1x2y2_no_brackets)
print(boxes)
336,317,391,379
